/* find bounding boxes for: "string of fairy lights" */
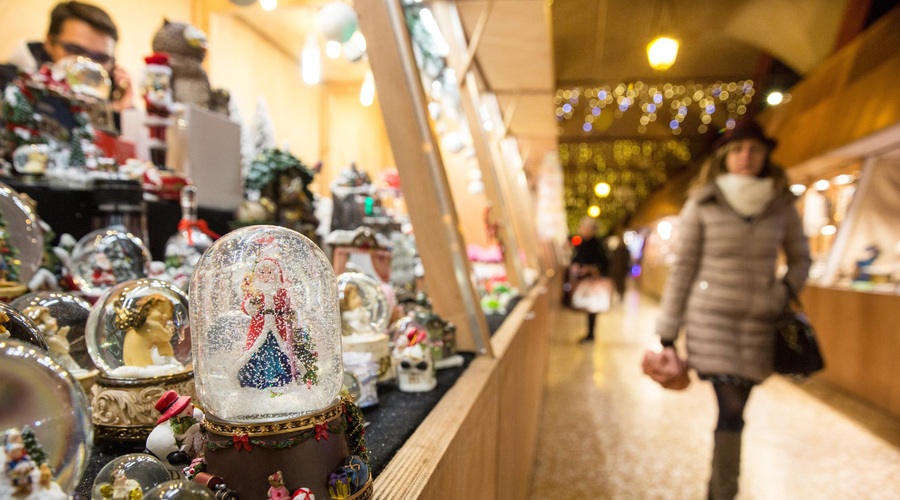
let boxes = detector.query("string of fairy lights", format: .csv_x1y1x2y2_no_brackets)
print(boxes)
562,139,693,234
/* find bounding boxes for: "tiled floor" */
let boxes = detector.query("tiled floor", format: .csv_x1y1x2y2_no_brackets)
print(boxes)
528,289,900,499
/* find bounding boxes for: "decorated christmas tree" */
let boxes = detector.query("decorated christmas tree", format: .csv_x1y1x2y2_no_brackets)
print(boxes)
21,426,48,466
0,209,21,283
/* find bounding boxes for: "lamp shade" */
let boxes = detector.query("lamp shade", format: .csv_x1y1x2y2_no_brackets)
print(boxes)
647,36,679,70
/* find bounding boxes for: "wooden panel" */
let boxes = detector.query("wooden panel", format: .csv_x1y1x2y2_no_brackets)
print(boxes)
802,286,900,417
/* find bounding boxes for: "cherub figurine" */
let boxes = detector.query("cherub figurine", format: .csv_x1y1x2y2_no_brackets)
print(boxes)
97,468,142,500
24,305,83,374
117,294,178,367
267,471,290,500
340,282,373,336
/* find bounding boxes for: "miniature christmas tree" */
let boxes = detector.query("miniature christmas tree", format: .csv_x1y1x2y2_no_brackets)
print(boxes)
0,210,21,282
21,426,48,466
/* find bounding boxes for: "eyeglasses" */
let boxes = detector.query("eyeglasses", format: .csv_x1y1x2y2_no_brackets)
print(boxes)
52,37,114,65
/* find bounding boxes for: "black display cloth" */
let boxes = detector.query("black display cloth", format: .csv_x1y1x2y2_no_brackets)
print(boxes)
74,354,474,498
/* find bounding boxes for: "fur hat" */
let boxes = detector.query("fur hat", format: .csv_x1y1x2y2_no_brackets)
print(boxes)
713,119,777,151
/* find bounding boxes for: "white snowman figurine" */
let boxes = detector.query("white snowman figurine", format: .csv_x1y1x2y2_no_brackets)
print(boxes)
146,390,204,475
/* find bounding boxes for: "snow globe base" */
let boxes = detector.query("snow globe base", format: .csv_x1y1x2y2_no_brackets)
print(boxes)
342,333,393,382
90,371,195,444
202,397,371,500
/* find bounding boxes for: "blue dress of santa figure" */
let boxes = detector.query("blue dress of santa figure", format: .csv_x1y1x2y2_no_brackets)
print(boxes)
238,258,297,388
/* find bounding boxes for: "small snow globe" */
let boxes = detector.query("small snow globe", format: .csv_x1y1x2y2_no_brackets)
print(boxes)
12,292,97,389
85,279,192,443
70,226,150,298
0,301,48,351
0,339,92,497
91,453,171,499
144,480,216,499
193,226,369,500
338,272,392,381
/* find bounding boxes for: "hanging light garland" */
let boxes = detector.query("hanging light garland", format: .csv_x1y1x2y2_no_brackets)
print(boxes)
555,79,755,136
561,139,692,234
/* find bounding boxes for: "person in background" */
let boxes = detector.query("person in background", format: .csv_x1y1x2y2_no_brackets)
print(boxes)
569,216,610,342
0,1,133,113
607,235,632,303
655,120,811,499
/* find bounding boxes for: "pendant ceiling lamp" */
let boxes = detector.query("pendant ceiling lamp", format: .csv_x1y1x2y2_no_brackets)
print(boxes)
647,0,679,71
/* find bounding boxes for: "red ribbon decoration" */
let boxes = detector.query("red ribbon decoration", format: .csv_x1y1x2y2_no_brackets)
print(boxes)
314,423,330,442
178,219,220,245
232,433,251,452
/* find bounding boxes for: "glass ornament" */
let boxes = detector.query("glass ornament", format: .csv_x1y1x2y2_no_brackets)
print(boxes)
11,292,95,376
12,143,50,175
91,453,171,499
0,182,44,286
0,339,92,493
164,186,214,291
0,301,48,351
144,480,216,499
70,226,150,297
337,272,388,336
85,279,191,379
51,55,111,100
190,225,342,423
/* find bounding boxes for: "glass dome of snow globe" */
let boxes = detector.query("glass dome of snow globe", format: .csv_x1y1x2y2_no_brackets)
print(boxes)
337,272,389,336
91,453,172,499
0,300,48,351
144,480,216,499
11,292,96,378
70,225,150,298
85,278,191,379
0,339,92,495
190,225,342,423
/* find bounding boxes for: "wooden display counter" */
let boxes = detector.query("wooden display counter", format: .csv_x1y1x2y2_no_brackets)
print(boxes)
373,272,559,499
802,285,900,418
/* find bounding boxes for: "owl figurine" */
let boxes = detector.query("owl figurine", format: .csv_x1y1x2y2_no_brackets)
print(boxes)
152,20,230,115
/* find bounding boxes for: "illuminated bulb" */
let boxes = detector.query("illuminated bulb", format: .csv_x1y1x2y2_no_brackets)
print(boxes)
766,91,784,105
821,225,837,236
587,205,601,218
833,174,854,185
647,36,679,71
260,0,277,11
657,220,673,241
325,40,341,59
594,182,611,198
360,69,375,107
351,31,366,52
789,184,807,196
814,179,830,191
302,33,320,85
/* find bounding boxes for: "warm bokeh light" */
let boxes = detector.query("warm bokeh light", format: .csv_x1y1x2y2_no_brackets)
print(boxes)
325,40,342,59
657,220,673,241
647,36,679,70
260,0,277,11
789,184,807,196
572,235,583,246
766,91,784,105
594,182,611,198
814,179,830,191
821,225,837,236
587,205,601,217
360,69,375,107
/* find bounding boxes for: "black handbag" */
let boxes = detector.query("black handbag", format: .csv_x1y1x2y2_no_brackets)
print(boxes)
773,284,825,377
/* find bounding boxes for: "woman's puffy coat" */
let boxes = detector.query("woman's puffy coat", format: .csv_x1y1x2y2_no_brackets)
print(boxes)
656,183,811,382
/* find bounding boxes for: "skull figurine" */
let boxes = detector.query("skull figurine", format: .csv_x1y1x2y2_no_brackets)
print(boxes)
393,328,436,392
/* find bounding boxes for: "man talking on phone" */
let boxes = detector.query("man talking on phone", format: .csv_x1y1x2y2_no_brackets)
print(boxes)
0,1,133,117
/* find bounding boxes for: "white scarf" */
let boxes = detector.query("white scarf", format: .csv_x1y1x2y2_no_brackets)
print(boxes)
715,174,775,217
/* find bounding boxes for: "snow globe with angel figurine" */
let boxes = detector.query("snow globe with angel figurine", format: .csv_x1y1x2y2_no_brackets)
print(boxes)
85,278,193,443
190,225,370,500
338,272,393,382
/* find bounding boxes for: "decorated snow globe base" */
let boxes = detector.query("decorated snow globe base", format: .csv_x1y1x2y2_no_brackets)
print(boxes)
202,397,372,500
90,370,195,444
342,333,393,382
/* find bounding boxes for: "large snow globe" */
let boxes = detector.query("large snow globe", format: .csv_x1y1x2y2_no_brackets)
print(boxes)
11,292,98,390
85,278,192,443
0,339,92,498
70,226,150,298
192,226,369,500
338,272,393,381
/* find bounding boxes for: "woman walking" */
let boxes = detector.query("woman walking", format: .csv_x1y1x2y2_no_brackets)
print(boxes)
570,216,610,342
655,120,811,499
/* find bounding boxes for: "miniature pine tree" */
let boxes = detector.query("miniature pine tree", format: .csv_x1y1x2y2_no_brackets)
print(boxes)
21,426,48,465
106,244,134,282
68,134,85,168
294,327,319,387
0,212,21,282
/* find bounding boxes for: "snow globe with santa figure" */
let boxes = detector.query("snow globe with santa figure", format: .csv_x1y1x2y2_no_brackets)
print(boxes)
338,272,393,382
11,292,98,391
85,278,193,443
70,226,150,299
191,225,370,500
1,338,92,499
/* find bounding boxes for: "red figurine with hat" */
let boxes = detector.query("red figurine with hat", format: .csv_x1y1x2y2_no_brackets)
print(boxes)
146,389,205,472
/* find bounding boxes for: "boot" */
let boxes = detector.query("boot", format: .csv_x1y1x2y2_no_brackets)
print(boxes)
708,430,742,500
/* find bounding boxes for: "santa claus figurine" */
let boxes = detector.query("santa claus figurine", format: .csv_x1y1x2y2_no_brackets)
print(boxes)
142,52,177,168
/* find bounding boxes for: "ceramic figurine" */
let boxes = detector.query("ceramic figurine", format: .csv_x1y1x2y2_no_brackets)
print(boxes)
267,471,290,499
146,390,204,471
23,305,84,374
96,469,143,500
4,442,35,496
118,294,179,368
291,487,315,500
393,327,436,392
